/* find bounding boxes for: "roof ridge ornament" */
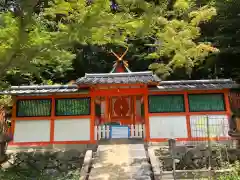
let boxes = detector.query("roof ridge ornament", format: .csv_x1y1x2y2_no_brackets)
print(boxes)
111,47,128,61
110,47,131,73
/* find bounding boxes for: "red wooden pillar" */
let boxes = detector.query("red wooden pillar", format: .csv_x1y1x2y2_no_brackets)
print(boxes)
224,89,231,116
184,92,192,140
144,91,150,141
105,96,109,123
50,96,55,143
90,94,96,143
133,96,136,124
109,97,112,122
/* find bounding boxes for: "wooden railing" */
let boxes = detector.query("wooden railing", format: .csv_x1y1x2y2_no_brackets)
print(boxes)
94,124,145,140
129,124,145,138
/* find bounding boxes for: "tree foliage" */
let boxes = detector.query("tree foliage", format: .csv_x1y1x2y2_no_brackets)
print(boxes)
203,0,240,81
0,0,149,85
146,0,218,78
0,0,240,87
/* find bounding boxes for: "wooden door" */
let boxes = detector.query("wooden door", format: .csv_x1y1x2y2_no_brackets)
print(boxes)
110,96,134,125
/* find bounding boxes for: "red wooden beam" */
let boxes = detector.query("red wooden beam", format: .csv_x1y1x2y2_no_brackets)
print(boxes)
90,88,147,97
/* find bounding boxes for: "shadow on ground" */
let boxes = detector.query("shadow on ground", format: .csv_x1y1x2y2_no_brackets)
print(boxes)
88,141,152,180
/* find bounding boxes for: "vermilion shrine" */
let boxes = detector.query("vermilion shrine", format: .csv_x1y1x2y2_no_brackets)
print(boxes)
0,48,237,145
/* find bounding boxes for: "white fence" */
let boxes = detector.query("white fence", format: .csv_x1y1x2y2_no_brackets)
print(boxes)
94,124,145,140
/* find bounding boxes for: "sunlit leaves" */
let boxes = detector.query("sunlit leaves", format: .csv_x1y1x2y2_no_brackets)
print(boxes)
174,0,190,12
0,13,18,56
146,1,218,79
0,0,220,84
149,63,173,79
43,0,147,46
0,0,153,86
189,6,216,26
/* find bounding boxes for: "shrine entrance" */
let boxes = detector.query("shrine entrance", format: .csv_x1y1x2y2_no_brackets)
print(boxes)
93,88,147,140
110,96,133,125
94,95,145,126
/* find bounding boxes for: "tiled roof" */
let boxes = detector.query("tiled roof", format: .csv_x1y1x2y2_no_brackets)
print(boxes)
0,85,80,95
75,71,161,85
150,79,237,91
0,79,237,95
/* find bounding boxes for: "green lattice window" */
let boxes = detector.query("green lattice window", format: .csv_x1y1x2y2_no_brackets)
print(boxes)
55,98,90,116
188,93,225,112
148,95,185,113
17,99,52,117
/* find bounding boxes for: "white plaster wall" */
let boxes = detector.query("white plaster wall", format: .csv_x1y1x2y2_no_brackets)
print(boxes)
149,116,188,139
190,115,229,138
14,120,50,142
54,118,90,141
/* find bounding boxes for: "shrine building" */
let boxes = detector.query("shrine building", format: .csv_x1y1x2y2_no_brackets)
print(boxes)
0,50,237,146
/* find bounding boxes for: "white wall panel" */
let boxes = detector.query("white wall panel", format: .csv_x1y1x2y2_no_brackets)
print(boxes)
54,118,90,141
149,116,188,139
14,120,50,142
190,115,229,138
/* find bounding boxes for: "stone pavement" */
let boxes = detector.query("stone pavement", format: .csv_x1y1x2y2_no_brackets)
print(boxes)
88,143,152,180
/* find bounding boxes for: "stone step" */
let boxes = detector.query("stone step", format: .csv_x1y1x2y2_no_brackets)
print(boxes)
88,143,151,180
98,139,145,145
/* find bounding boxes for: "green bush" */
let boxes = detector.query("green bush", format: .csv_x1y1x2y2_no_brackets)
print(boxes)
218,161,240,180
0,168,80,180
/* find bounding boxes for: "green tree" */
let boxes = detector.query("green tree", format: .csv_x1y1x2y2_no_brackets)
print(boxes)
144,0,218,79
201,0,240,81
0,0,149,85
1,0,236,84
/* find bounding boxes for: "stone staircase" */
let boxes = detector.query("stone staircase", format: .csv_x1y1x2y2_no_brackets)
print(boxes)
87,140,152,180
